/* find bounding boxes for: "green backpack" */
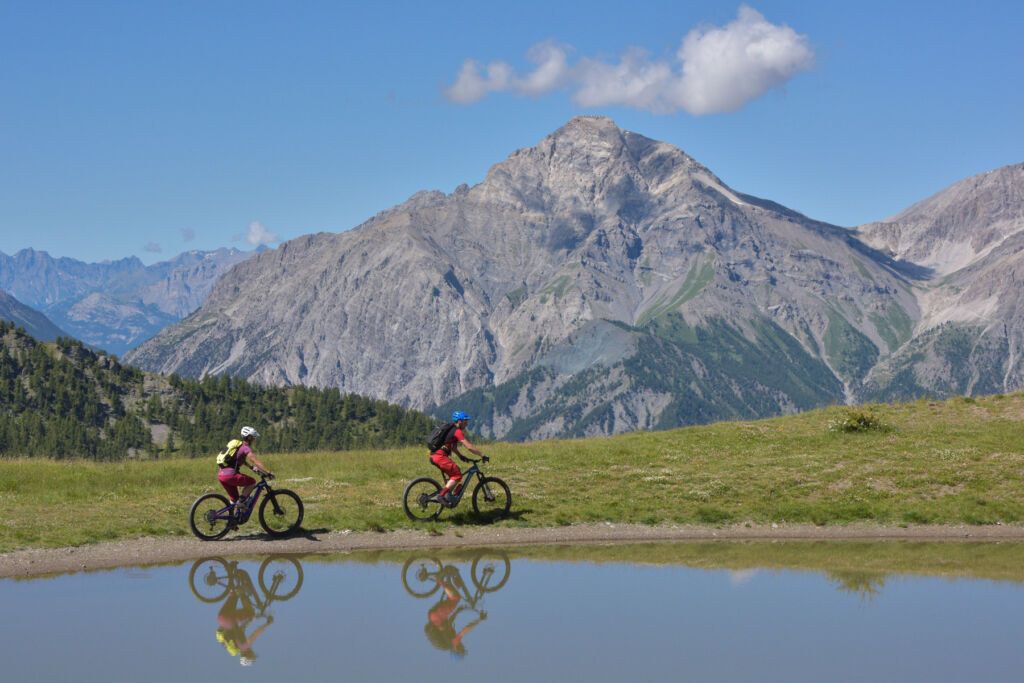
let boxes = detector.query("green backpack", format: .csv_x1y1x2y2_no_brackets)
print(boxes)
216,439,244,468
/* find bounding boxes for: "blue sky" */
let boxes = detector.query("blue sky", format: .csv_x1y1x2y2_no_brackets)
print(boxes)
2,0,1022,265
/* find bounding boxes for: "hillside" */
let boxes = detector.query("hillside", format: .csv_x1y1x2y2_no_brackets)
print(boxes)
0,288,65,342
0,321,434,459
1,390,1022,554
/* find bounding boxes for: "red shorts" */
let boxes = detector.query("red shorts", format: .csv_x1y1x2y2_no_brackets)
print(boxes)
218,471,255,500
429,596,460,626
430,451,462,482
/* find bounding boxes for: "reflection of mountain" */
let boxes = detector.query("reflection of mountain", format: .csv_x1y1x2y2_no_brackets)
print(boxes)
475,540,1024,584
188,556,303,666
402,551,510,660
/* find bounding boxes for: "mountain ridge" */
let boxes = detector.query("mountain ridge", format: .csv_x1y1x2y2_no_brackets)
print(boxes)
0,247,258,354
126,116,959,440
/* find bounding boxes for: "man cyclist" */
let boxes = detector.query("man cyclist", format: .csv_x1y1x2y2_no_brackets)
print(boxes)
430,411,486,507
217,426,273,510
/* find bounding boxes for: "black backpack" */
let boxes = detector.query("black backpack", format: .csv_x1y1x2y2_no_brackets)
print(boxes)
427,421,457,452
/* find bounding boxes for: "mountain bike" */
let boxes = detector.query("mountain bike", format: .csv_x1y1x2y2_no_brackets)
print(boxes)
188,555,305,604
401,550,511,599
189,468,304,540
402,456,511,523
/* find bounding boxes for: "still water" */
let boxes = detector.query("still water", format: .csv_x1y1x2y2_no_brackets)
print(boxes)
3,542,1024,682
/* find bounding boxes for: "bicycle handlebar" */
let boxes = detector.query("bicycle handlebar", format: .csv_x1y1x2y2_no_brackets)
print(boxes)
246,463,274,479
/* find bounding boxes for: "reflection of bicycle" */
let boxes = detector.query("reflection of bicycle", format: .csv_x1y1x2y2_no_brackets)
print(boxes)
189,468,304,540
402,551,510,599
403,456,511,522
189,556,304,604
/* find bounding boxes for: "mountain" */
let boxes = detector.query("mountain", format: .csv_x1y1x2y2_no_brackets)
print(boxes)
127,116,931,439
0,247,256,355
0,288,66,341
856,164,1024,400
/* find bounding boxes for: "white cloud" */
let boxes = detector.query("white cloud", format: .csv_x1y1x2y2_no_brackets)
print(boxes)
243,221,279,246
443,5,814,115
143,242,162,253
444,41,572,104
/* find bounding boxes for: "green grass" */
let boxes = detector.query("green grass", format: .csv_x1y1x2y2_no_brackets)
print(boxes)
2,392,1024,553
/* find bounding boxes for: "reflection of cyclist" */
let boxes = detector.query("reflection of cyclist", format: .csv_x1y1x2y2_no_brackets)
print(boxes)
214,570,273,666
431,411,486,507
423,568,486,659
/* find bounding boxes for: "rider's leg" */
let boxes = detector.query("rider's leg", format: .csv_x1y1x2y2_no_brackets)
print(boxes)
218,479,240,503
237,474,257,501
431,452,462,499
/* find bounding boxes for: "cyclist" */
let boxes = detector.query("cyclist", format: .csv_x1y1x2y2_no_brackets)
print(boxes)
218,426,273,510
430,411,486,507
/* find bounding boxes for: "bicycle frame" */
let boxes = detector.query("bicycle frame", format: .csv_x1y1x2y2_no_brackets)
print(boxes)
212,472,275,525
437,460,488,508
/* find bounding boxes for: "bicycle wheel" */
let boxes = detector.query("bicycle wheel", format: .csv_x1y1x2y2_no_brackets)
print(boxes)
472,477,511,523
401,555,443,597
403,477,443,521
258,556,304,600
188,557,231,602
471,551,511,592
258,489,304,536
189,493,233,540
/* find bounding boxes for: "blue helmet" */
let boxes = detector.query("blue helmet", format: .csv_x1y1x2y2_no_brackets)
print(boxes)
451,411,471,422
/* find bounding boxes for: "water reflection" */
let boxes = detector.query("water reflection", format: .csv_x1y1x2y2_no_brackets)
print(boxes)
188,556,304,666
4,542,1024,681
826,570,888,601
402,551,511,659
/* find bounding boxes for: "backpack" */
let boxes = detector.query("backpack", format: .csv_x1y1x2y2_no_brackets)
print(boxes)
216,439,244,468
426,421,457,452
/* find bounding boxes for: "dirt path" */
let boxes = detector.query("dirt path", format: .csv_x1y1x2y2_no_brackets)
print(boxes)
5,523,1024,578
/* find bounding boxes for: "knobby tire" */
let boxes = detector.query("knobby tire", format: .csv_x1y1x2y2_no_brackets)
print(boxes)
471,476,511,523
470,552,511,592
188,557,231,601
403,477,443,521
258,489,304,536
401,555,443,597
258,556,304,599
189,493,233,541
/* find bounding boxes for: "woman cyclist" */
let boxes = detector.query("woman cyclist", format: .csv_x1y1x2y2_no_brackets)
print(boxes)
218,426,273,510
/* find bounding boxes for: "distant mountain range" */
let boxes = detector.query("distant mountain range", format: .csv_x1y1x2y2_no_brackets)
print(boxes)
17,116,1023,441
0,247,257,355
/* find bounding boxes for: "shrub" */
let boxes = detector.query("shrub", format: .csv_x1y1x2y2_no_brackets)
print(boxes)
827,405,888,433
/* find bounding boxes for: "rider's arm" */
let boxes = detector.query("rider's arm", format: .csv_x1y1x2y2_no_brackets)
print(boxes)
247,454,272,476
456,437,484,459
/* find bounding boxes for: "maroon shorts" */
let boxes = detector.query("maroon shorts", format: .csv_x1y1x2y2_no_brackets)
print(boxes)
218,472,255,501
430,451,462,482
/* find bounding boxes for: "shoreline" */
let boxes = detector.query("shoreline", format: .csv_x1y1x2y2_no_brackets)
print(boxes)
5,522,1024,578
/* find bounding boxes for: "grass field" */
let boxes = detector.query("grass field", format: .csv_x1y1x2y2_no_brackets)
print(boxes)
1,393,1022,553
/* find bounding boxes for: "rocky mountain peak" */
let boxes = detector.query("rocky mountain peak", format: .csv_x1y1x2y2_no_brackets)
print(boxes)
124,118,1024,441
858,162,1024,276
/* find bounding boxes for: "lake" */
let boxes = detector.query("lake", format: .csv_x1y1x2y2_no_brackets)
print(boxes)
3,541,1024,682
